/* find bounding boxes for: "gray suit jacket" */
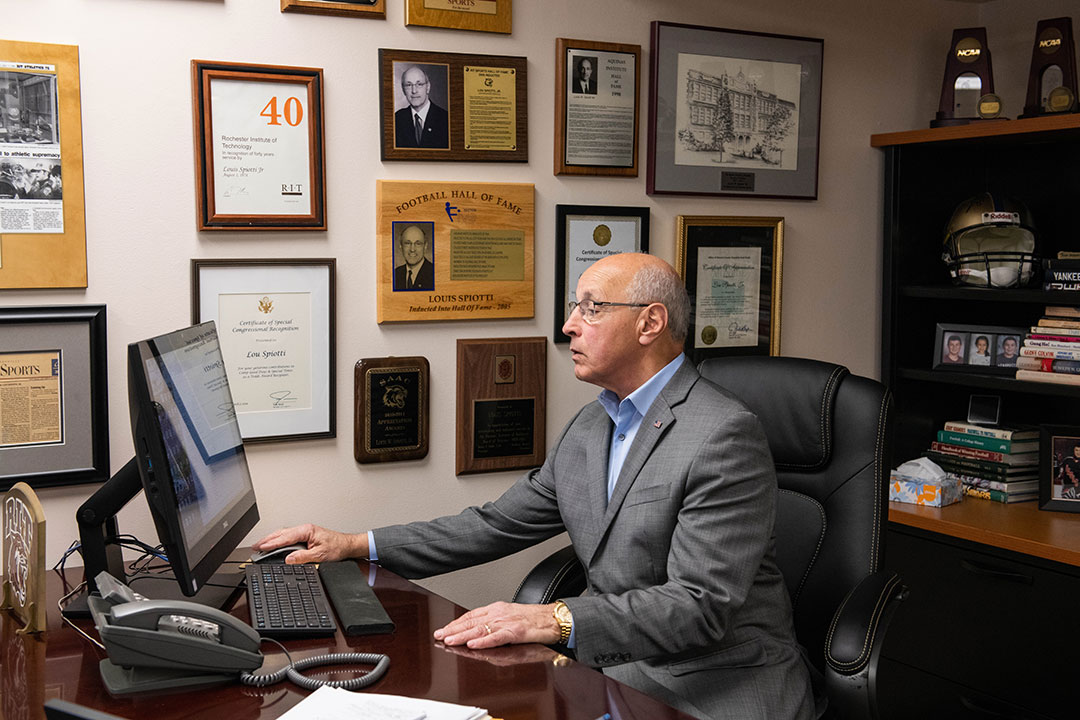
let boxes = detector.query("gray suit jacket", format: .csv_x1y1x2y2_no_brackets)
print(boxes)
373,362,814,720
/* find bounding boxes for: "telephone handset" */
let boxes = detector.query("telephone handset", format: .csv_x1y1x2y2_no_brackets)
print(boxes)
89,571,389,696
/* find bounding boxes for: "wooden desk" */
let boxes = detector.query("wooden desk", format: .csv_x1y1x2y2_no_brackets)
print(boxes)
1,563,695,720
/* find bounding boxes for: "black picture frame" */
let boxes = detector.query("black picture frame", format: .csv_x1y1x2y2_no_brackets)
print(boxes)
554,205,649,343
1040,425,1080,513
0,305,109,490
932,323,1025,374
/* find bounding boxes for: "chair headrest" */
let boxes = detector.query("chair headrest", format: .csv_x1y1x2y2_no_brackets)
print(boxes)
697,357,847,471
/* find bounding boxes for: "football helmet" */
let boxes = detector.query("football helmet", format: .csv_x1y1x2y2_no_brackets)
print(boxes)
942,193,1037,287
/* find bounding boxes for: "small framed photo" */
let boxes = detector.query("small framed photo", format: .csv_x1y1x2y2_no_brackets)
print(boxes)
932,323,1025,374
191,259,336,443
379,48,527,162
555,38,641,176
0,305,109,490
405,0,511,34
647,22,823,198
1040,426,1080,513
554,205,649,343
191,60,327,231
280,0,385,18
675,216,782,362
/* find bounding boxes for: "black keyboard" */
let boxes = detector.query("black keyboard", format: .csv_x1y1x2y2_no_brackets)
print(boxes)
245,563,337,638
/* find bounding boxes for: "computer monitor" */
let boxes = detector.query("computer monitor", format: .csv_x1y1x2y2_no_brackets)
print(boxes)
67,321,259,614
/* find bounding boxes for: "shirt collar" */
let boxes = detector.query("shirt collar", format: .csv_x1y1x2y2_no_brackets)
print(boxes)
412,100,431,124
598,354,685,423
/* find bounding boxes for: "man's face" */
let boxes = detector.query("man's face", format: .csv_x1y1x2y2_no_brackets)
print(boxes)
402,67,430,110
948,339,962,356
579,60,593,83
562,261,642,395
400,226,427,266
1003,338,1017,356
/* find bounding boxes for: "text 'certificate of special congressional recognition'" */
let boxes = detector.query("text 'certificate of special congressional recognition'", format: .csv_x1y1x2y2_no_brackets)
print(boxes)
565,48,635,167
210,78,311,216
695,247,760,349
565,216,639,312
0,351,62,448
217,292,312,420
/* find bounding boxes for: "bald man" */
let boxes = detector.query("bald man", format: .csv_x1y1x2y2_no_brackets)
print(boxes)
256,254,815,720
394,65,449,149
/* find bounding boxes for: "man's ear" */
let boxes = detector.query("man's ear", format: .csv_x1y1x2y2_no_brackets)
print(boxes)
637,303,669,346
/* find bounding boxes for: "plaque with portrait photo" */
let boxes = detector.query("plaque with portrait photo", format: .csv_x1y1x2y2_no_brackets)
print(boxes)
456,337,545,475
354,356,429,464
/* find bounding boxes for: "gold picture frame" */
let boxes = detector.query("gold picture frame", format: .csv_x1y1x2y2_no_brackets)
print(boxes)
405,0,511,34
281,0,386,18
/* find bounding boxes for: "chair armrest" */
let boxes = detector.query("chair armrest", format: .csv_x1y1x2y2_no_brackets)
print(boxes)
824,571,906,720
511,546,587,605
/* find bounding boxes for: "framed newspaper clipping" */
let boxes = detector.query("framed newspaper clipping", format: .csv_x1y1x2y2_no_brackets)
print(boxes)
192,60,327,230
676,216,783,362
0,305,109,490
0,40,87,289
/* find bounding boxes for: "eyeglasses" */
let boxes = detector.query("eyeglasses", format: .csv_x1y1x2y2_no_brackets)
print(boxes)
568,299,649,324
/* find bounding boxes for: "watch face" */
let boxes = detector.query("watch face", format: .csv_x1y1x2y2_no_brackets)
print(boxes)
554,602,573,623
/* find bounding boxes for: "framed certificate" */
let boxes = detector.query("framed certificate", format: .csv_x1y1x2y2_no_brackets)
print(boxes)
676,216,783,362
555,38,641,176
191,259,335,442
191,60,327,230
554,205,649,343
0,305,109,490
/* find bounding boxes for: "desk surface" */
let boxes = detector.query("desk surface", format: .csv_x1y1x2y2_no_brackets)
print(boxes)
1,563,695,720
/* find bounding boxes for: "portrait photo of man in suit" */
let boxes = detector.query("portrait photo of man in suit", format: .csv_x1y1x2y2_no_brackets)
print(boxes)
256,253,816,720
572,55,598,94
393,63,450,150
392,222,435,291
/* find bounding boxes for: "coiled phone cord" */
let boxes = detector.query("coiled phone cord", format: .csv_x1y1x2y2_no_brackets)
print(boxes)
240,641,390,690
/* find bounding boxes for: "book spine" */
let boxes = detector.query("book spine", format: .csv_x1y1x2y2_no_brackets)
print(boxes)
936,430,1015,452
1016,356,1080,374
940,422,1026,440
1026,337,1080,347
925,451,1018,475
1032,324,1080,336
1016,369,1080,385
1019,347,1080,362
930,441,1009,462
1037,317,1080,329
1044,306,1080,318
961,486,1037,503
1043,281,1080,291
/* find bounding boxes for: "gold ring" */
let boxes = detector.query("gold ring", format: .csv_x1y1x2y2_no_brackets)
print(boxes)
484,623,492,635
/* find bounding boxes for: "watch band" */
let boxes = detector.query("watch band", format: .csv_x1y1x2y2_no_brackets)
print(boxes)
553,600,573,645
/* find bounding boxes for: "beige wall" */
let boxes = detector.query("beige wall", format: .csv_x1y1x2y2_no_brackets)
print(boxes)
2,0,1073,607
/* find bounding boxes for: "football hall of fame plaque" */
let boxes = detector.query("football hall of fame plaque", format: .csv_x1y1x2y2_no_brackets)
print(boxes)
1020,17,1078,118
376,180,535,323
354,356,429,463
931,28,998,128
456,337,545,475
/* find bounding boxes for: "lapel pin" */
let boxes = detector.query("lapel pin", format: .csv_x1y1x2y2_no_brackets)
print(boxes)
653,420,662,429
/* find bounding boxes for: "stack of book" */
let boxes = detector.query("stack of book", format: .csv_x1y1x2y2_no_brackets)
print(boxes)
927,420,1040,503
1015,306,1080,386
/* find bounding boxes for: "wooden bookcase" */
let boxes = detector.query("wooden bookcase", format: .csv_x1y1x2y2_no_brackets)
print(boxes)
873,115,1080,720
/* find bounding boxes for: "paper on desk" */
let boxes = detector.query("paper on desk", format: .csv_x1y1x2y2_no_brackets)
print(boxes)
279,685,489,720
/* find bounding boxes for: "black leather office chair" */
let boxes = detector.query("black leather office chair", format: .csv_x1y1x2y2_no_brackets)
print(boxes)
513,356,905,720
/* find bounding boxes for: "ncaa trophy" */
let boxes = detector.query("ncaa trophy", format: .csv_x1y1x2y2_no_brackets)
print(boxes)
931,28,1001,127
1020,17,1078,118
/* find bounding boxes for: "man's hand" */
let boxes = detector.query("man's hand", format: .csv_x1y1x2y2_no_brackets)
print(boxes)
251,524,367,565
434,601,561,649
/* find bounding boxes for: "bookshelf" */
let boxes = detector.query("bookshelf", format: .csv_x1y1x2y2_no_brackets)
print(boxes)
873,115,1080,720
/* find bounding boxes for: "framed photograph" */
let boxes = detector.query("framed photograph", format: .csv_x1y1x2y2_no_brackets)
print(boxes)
0,305,108,490
555,38,641,176
554,205,649,343
191,259,335,443
0,40,88,289
280,0,385,18
647,21,823,199
1040,425,1080,513
379,49,527,163
191,60,326,231
675,216,782,362
932,323,1024,374
405,0,511,34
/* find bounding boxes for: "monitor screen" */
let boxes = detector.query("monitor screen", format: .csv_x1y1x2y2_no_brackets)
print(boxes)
127,321,258,597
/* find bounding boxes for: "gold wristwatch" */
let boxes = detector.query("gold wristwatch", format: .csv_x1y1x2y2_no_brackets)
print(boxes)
553,600,573,644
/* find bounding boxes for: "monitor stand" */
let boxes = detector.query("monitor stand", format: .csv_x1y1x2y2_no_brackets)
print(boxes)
61,456,245,619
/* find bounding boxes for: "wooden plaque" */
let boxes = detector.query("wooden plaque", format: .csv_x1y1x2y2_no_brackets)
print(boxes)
1,483,46,634
376,180,534,323
354,356,429,463
456,337,546,475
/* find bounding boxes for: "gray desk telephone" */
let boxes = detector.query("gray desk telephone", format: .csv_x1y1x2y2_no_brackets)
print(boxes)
89,571,389,696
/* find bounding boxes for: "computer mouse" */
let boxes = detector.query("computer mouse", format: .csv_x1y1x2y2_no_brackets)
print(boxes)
249,542,308,564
